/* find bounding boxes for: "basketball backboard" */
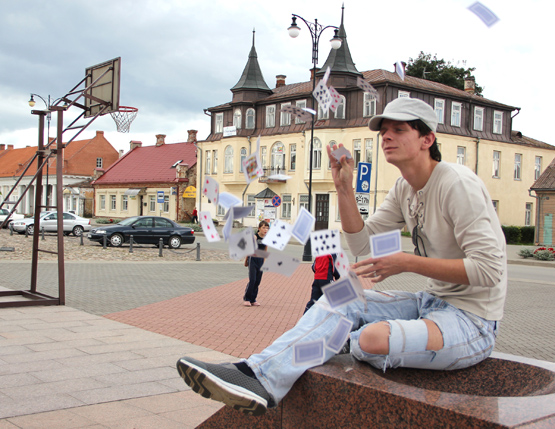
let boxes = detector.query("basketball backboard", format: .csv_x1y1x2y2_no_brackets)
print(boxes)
84,57,121,118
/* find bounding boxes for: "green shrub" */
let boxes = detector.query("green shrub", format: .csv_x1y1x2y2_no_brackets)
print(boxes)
534,250,555,261
518,248,534,258
520,226,535,244
501,226,521,245
95,218,116,224
179,222,202,232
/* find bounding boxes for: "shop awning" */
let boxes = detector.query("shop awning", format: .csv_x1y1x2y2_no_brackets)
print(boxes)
124,188,142,196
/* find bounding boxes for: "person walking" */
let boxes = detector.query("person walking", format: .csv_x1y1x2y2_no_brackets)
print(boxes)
243,220,270,307
191,208,198,224
304,253,340,314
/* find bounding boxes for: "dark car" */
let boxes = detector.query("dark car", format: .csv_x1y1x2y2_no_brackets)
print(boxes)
87,216,195,249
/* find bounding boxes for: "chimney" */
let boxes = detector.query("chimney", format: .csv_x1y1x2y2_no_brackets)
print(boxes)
156,134,166,147
119,149,124,157
464,76,476,94
7,144,14,150
310,68,321,81
187,130,198,143
96,130,104,137
93,168,105,179
130,140,142,151
0,144,5,151
276,75,286,88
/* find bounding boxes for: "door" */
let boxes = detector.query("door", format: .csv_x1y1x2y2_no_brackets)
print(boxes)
544,213,553,246
315,194,329,231
129,217,153,244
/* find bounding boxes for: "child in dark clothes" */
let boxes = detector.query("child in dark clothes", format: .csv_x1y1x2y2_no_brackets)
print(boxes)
243,221,270,307
304,253,340,313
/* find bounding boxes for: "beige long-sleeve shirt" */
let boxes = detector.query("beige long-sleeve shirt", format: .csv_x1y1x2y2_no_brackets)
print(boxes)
345,162,507,320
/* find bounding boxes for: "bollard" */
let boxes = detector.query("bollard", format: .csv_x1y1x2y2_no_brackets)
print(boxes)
196,242,201,261
41,226,45,241
80,233,84,246
9,223,13,236
159,238,163,257
25,227,28,238
103,234,107,249
129,235,134,253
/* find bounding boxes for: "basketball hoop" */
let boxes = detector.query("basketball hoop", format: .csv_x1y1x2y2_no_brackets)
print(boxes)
110,106,138,133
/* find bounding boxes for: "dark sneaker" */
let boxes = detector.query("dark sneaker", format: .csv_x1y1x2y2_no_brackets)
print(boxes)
177,357,270,416
338,338,350,355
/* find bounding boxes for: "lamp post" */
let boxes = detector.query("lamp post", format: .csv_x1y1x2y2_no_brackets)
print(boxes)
288,14,342,261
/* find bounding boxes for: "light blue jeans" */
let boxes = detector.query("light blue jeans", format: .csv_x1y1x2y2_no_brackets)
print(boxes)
246,290,498,406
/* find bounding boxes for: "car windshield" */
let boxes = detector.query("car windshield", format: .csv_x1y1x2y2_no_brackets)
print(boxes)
117,217,141,226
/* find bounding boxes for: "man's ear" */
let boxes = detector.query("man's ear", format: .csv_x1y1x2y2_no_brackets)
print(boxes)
421,132,435,150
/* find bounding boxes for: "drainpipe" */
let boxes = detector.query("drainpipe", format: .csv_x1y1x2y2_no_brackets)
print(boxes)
475,137,480,175
242,136,253,206
194,142,203,213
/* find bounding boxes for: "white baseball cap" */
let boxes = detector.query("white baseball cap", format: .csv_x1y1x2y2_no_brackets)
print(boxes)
368,98,438,132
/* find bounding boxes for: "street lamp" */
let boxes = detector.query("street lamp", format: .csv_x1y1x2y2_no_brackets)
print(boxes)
288,14,341,261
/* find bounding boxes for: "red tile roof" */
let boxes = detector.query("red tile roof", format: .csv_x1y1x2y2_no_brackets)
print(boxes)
93,142,197,185
531,157,555,191
511,131,555,151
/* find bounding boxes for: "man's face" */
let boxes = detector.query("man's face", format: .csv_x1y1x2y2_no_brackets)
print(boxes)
379,119,432,167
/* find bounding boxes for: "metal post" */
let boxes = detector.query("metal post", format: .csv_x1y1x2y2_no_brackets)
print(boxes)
159,238,163,257
80,233,84,246
103,234,107,249
129,235,134,253
9,223,13,236
196,242,201,261
41,226,45,240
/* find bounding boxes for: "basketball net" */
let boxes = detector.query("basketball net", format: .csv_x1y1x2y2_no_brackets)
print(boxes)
110,106,138,133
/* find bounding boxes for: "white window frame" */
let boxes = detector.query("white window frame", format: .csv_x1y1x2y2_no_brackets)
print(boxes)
100,194,106,210
110,195,116,211
451,102,462,127
282,194,292,219
514,153,522,180
492,150,501,178
163,196,170,213
353,139,361,169
363,93,376,117
215,113,223,133
280,102,291,126
212,150,218,174
457,146,466,165
261,146,267,168
240,147,247,172
334,95,346,119
265,105,276,128
247,195,255,217
492,200,499,214
295,100,307,124
122,195,128,211
493,111,503,134
224,145,233,173
149,196,156,212
535,156,542,180
474,106,484,131
96,157,103,168
271,142,285,171
233,109,242,129
290,144,296,171
434,99,445,125
318,102,329,120
525,203,532,226
246,108,255,129
205,150,211,175
299,194,309,212
398,90,410,98
365,138,373,163
311,138,322,169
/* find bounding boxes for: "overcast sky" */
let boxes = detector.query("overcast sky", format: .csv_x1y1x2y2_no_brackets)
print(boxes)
1,0,552,154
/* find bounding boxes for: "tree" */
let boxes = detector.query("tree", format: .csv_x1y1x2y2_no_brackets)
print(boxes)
405,52,483,96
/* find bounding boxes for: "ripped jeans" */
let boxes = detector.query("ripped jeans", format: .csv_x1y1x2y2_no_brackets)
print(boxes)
246,290,498,406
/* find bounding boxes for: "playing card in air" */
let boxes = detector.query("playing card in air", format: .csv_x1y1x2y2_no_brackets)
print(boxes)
292,339,325,367
291,207,315,245
326,317,353,353
313,80,332,114
280,105,313,122
223,205,254,220
260,253,301,277
370,229,402,258
467,1,499,27
202,176,219,205
322,271,365,309
242,152,264,184
310,229,341,257
356,76,379,100
262,219,291,251
395,62,405,80
218,192,242,210
328,85,342,113
228,228,255,260
331,146,352,162
222,207,234,242
334,251,350,277
199,211,220,243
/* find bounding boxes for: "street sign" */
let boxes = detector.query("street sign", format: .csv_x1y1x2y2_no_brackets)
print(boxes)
157,191,165,203
356,193,370,215
355,162,372,194
272,195,281,207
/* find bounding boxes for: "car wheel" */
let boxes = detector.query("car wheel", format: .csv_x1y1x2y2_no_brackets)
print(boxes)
169,235,182,249
73,225,84,236
26,225,34,235
110,233,124,247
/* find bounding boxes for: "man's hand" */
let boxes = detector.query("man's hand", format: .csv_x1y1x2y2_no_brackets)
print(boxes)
327,144,355,192
352,252,414,282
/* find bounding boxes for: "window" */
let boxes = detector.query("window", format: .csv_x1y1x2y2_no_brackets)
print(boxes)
289,144,297,171
493,111,503,134
282,194,292,219
514,153,522,180
224,146,233,173
217,204,226,216
205,150,211,175
365,138,373,163
363,93,376,117
261,146,267,168
163,196,169,213
535,156,542,180
265,105,276,128
492,200,499,214
474,107,484,131
451,102,462,127
328,141,337,169
334,96,346,119
296,100,307,124
492,151,500,178
434,99,445,124
212,150,218,174
96,158,103,168
247,195,255,217
311,138,322,169
318,102,329,120
353,140,361,168
100,195,105,210
215,113,223,133
271,142,285,171
280,103,291,126
110,195,116,210
246,108,255,129
398,91,410,98
122,195,128,211
155,218,172,228
233,109,242,129
149,196,156,212
525,203,532,226
240,147,247,172
457,146,466,165
299,194,310,212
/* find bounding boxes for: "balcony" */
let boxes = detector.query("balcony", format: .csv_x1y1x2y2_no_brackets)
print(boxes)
259,167,289,183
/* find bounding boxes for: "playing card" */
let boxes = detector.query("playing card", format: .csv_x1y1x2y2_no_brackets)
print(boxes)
395,62,405,80
228,228,255,260
322,66,331,84
467,1,499,27
262,219,291,251
302,107,317,116
202,176,219,205
313,80,332,114
222,207,234,241
334,251,350,278
199,211,220,242
326,317,353,353
242,152,264,184
291,207,315,245
331,146,352,162
223,205,254,220
218,192,242,210
280,105,313,122
310,229,341,257
328,85,342,113
370,229,402,258
260,253,301,277
356,76,379,100
322,271,365,309
292,339,325,367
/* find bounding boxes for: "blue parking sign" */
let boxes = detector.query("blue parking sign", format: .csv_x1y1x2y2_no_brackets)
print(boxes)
355,162,372,194
157,191,165,203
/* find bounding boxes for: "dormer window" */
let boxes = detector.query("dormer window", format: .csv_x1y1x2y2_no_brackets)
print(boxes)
215,113,223,133
233,109,242,129
171,160,183,168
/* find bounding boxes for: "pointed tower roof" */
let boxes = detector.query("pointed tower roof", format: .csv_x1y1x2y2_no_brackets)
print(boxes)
318,6,361,76
231,30,272,92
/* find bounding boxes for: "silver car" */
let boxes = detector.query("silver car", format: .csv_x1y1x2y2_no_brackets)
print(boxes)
12,211,92,236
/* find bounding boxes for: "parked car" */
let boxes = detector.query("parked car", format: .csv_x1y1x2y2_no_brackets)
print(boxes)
87,216,195,249
0,208,25,228
11,211,91,236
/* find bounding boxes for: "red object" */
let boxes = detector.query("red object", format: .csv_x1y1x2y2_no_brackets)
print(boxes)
313,255,334,280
